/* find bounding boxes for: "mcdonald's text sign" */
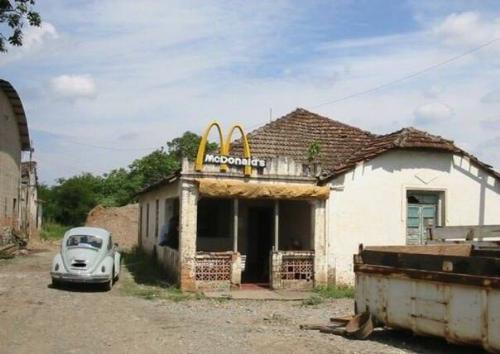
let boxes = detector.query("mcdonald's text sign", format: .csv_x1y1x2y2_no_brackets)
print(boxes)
195,121,265,176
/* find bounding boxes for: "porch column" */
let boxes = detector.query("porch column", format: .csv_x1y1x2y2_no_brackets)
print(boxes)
233,199,239,252
274,200,279,250
179,180,198,292
312,199,328,287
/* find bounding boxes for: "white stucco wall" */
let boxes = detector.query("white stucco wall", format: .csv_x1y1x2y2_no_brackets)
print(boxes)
328,150,500,285
0,90,22,227
137,181,179,254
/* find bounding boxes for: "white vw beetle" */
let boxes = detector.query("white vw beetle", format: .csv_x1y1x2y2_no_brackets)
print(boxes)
51,227,121,290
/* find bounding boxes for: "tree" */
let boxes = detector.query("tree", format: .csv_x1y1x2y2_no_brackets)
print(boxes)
0,0,41,52
100,168,142,207
51,174,103,226
128,148,179,188
37,131,216,226
167,131,218,161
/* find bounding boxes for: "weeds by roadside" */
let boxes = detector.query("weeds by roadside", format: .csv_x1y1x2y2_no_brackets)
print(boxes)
313,285,354,299
120,247,203,302
40,222,70,240
302,285,354,306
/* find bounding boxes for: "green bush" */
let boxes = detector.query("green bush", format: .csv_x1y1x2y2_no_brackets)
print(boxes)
40,222,70,240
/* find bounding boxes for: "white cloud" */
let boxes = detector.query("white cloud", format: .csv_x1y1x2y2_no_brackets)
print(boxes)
423,85,444,99
5,1,500,182
22,22,59,50
49,75,97,99
414,102,454,125
432,12,500,47
481,90,500,104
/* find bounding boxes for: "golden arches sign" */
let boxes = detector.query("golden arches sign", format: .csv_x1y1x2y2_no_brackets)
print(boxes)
195,121,262,176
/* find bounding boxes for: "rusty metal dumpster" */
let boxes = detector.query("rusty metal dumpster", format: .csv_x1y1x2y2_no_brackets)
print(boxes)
354,243,500,353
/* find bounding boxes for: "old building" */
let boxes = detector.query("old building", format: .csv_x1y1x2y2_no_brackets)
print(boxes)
0,79,33,237
136,108,500,290
20,161,42,238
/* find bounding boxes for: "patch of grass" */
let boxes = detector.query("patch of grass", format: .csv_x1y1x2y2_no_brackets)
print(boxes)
120,247,201,302
313,285,355,299
302,294,324,306
40,222,70,241
302,285,354,306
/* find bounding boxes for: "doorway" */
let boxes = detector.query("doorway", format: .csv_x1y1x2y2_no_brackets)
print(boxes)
406,192,441,245
242,206,273,283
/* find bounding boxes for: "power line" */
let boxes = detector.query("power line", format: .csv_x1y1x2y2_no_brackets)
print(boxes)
309,36,500,109
62,139,161,151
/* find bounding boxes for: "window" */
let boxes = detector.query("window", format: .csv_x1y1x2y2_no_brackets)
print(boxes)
67,235,103,249
12,198,16,215
406,191,442,245
197,198,231,238
146,203,150,238
139,204,143,240
155,199,159,238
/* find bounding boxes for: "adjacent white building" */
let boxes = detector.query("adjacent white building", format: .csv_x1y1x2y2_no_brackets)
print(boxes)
136,109,500,290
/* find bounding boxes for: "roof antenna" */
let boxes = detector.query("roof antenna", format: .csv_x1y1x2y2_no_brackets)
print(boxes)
269,108,273,122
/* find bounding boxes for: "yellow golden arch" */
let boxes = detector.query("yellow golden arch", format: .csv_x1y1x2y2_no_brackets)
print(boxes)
195,121,252,176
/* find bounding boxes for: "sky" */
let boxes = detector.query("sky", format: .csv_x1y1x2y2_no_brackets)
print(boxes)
2,0,500,184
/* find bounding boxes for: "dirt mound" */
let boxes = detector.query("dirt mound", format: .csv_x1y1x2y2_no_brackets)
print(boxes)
86,204,138,250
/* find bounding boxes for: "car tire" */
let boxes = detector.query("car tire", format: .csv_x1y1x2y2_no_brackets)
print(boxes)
103,278,112,291
51,278,60,288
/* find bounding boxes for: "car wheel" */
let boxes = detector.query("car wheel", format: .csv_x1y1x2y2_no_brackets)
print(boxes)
51,278,60,288
103,278,112,291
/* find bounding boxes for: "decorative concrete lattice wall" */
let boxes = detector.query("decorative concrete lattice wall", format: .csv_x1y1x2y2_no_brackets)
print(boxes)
271,250,315,290
281,255,314,281
194,252,236,291
195,253,232,281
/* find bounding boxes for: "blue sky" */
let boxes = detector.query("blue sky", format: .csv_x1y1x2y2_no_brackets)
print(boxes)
2,0,500,183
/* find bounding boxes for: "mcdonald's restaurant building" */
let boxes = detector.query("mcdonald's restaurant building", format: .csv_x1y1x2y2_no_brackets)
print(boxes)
136,108,500,292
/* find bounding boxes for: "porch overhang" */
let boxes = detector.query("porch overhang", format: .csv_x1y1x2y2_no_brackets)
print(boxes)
196,178,330,200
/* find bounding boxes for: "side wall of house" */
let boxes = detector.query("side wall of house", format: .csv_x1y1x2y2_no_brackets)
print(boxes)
329,150,500,285
138,181,180,254
0,90,21,228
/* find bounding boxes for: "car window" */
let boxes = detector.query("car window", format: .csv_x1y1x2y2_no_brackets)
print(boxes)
66,235,103,249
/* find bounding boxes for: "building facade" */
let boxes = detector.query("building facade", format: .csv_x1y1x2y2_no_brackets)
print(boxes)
137,109,500,290
0,79,38,241
20,161,42,238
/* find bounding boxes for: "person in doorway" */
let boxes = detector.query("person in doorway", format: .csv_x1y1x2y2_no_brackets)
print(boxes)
158,221,169,246
166,215,179,249
162,215,179,249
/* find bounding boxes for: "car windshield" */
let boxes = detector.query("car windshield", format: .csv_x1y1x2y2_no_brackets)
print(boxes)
66,235,103,249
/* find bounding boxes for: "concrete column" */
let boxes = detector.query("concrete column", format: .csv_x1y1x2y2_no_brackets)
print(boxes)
179,180,198,292
312,199,328,287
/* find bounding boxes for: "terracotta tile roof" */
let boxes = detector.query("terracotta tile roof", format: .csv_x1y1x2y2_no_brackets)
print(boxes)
231,108,374,170
231,108,500,181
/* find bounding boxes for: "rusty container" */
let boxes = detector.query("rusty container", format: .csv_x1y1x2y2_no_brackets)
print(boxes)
354,244,500,353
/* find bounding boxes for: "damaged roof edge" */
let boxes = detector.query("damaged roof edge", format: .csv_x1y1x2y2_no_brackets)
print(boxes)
0,79,30,151
135,170,181,196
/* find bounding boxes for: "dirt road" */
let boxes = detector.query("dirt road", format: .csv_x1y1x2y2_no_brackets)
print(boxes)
0,248,483,354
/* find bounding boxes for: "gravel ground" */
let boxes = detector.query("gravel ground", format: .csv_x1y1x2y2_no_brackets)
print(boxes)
0,247,484,354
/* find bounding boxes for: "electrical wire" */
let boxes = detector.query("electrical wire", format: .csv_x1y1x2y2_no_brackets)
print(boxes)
309,37,500,109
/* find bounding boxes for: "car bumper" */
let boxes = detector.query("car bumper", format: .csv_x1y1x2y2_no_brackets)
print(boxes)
51,272,111,284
